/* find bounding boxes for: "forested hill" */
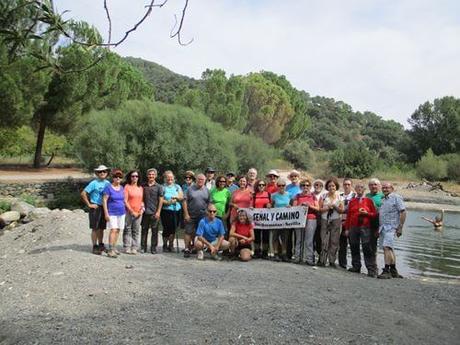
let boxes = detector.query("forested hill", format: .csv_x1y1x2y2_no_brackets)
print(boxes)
124,57,408,171
124,57,200,104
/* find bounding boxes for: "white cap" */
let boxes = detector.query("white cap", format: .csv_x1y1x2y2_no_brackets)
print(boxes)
94,165,109,172
266,169,280,177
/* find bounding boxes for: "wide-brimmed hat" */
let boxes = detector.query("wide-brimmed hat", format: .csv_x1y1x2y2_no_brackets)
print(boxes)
205,167,216,173
94,165,109,172
226,171,236,177
266,169,279,177
289,169,300,177
184,170,195,179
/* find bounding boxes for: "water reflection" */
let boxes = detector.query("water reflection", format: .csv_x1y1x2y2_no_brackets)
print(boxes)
377,210,460,280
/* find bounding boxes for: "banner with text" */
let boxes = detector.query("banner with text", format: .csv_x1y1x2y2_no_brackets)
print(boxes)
242,206,307,230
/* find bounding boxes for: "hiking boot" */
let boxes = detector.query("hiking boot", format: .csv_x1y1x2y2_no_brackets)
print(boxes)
281,255,290,263
107,250,117,258
98,243,107,254
92,245,101,255
316,261,325,267
348,267,361,273
329,263,337,268
131,248,138,255
184,249,191,258
272,255,281,262
378,269,392,279
150,247,157,254
390,267,403,278
367,272,378,278
162,244,168,252
167,246,173,252
197,250,204,260
339,264,347,269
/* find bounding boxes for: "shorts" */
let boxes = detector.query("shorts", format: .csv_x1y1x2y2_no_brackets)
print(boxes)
89,206,106,230
379,226,396,249
107,215,126,230
184,217,202,235
209,239,230,251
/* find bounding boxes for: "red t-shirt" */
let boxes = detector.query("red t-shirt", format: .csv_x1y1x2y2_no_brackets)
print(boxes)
253,191,271,208
230,189,253,221
294,193,318,219
266,182,278,194
234,222,253,238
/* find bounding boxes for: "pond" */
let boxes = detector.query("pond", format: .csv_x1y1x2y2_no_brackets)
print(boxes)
376,209,460,280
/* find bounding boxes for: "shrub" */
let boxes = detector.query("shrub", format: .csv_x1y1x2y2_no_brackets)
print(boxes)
440,153,460,181
48,191,84,210
74,100,275,177
416,149,448,181
0,200,11,214
330,143,378,178
281,140,315,170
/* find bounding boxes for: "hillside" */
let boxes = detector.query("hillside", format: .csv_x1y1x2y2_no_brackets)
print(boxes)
124,56,201,104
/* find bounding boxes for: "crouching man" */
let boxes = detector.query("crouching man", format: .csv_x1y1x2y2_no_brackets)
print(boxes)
195,204,230,260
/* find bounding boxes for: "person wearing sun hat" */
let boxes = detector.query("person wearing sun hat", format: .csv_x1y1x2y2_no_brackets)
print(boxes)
205,167,216,190
265,169,279,194
81,164,111,255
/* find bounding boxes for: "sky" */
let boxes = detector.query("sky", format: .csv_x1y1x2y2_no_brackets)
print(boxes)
56,0,460,126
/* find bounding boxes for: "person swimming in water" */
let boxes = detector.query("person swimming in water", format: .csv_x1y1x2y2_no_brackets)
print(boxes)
421,209,444,230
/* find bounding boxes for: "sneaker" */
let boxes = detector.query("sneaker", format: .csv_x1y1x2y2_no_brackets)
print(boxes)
107,250,117,258
272,255,281,262
211,254,222,261
92,245,101,255
197,250,204,260
131,248,138,255
390,268,403,278
339,264,347,269
124,248,132,254
306,261,316,266
348,267,361,273
184,249,191,258
367,272,378,278
378,269,392,279
113,248,120,255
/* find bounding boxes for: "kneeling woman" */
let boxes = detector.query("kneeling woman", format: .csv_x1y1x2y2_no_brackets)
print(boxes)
229,210,255,261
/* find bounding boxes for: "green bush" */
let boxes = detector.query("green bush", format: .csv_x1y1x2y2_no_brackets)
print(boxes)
20,194,39,206
330,143,378,178
74,100,275,177
0,200,11,214
416,149,448,181
440,153,460,181
48,191,84,210
281,140,315,170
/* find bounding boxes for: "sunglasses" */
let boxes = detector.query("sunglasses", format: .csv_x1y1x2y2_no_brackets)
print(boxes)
185,176,192,179
277,184,286,187
300,184,310,187
97,171,108,174
131,175,139,178
259,184,266,186
208,210,217,213
113,175,122,179
218,180,226,183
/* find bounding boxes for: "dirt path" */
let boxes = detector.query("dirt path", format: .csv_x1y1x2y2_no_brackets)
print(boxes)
0,211,459,344
0,168,91,182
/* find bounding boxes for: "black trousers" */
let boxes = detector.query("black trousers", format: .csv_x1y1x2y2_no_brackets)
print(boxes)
349,226,377,274
141,214,160,251
338,228,348,268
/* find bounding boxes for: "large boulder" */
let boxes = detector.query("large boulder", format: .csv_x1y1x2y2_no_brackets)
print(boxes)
0,211,21,224
29,207,51,220
10,201,35,218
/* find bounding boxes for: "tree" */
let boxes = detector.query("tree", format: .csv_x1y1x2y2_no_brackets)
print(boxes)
330,142,378,178
408,96,460,159
32,45,153,167
243,73,294,144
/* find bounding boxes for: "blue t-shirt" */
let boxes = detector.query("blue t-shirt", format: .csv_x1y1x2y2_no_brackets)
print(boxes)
163,183,182,211
228,183,239,194
196,217,225,243
271,192,291,208
84,179,110,205
286,184,301,199
103,184,125,216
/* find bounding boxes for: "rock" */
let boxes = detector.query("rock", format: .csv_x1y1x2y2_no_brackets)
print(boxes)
17,249,25,254
10,201,35,218
5,221,18,230
72,209,85,214
29,207,51,220
0,211,21,223
21,217,32,224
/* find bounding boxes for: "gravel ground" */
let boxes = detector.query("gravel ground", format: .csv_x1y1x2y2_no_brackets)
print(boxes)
0,211,459,345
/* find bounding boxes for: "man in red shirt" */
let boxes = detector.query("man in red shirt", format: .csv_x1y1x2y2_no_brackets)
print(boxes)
344,182,378,277
265,169,279,194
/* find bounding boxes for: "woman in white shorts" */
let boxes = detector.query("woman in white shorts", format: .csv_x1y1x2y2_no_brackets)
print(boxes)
103,169,126,258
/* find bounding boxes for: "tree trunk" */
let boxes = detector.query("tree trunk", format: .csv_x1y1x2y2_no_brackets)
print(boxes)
33,114,46,168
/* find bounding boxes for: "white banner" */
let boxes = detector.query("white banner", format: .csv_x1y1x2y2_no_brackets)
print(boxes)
242,206,307,229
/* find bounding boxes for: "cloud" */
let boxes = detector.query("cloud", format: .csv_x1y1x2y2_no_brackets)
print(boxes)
56,0,460,126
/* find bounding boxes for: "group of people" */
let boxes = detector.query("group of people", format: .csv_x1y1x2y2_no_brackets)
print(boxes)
81,165,407,279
